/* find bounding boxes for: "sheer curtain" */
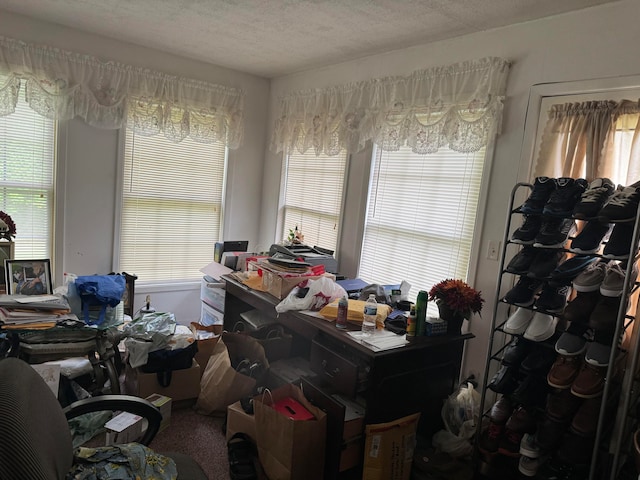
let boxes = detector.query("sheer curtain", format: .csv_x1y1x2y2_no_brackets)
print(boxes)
534,99,640,184
0,36,245,147
271,57,511,156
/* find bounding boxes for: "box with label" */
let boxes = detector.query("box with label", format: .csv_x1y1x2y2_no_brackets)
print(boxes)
363,412,420,480
124,359,201,401
225,400,257,443
146,394,172,432
105,411,143,445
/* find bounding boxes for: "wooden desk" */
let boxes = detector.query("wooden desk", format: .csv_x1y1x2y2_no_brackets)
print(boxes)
223,274,473,476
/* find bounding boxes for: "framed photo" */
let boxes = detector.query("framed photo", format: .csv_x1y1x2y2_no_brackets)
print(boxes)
5,259,53,295
0,242,14,289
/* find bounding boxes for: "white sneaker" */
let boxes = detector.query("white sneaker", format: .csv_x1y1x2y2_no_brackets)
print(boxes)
523,312,557,342
503,307,534,335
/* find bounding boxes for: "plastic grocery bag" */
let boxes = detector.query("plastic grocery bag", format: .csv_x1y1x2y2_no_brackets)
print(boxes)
275,276,347,313
432,382,480,458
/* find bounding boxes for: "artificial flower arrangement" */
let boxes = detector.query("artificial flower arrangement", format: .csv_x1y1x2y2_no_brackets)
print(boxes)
0,211,16,241
428,278,484,320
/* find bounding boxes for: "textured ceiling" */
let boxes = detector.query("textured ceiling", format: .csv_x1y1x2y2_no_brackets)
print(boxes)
0,0,620,78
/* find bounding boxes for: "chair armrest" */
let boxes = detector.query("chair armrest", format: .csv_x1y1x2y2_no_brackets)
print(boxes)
62,394,162,446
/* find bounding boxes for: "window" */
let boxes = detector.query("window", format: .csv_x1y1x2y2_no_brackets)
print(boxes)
359,145,486,303
532,89,640,186
120,130,226,282
0,92,55,259
281,150,347,252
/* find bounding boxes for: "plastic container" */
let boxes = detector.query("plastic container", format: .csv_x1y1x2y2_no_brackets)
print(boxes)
362,294,377,336
406,305,417,341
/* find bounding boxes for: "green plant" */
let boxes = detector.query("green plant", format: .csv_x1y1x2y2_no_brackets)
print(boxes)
428,279,484,319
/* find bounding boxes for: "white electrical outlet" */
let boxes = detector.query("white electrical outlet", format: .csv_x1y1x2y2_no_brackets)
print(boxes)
487,240,500,261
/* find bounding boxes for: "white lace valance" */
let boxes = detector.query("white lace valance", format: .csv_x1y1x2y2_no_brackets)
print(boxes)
0,36,245,148
272,56,510,155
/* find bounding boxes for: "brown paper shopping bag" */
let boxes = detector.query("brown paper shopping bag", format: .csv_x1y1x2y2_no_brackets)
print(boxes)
195,332,268,414
254,383,327,480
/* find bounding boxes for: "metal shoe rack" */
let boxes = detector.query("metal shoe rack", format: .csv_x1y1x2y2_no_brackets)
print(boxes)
474,181,640,480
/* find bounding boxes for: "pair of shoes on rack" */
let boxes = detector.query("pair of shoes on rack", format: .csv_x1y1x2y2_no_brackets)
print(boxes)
503,307,558,342
598,180,640,223
573,258,639,296
506,246,567,278
519,177,588,217
504,277,572,313
511,215,578,248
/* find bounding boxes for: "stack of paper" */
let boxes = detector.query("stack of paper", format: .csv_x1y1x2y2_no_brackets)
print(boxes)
0,294,73,327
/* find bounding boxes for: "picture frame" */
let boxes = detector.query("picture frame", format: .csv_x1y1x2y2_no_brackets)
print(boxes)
0,241,14,289
5,259,53,296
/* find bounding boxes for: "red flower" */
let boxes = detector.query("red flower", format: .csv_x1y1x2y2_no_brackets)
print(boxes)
0,211,16,240
428,279,484,319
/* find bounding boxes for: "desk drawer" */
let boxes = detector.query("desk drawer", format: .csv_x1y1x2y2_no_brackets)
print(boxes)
310,339,359,397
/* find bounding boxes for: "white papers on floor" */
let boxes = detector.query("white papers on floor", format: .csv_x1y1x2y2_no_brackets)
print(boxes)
347,329,408,351
31,363,61,397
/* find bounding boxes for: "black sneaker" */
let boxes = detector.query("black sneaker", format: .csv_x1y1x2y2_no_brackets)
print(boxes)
506,246,538,275
572,177,615,219
569,220,612,254
504,276,543,306
603,222,637,259
598,183,640,223
511,215,542,245
528,250,567,279
520,176,557,214
543,177,588,217
502,335,531,365
533,217,577,248
550,255,599,282
535,282,572,313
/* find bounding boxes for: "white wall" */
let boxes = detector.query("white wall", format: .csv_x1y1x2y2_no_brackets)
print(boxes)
264,0,640,381
0,11,270,324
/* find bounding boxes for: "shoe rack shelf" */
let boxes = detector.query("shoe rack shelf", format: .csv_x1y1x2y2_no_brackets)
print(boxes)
475,180,640,480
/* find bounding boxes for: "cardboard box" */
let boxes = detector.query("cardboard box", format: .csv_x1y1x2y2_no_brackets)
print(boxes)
332,394,365,440
340,436,364,472
363,413,420,480
124,359,201,401
146,393,172,432
105,411,143,445
225,400,257,443
260,264,334,299
190,322,222,376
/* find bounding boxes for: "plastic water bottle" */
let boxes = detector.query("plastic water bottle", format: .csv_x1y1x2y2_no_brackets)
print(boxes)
362,294,377,336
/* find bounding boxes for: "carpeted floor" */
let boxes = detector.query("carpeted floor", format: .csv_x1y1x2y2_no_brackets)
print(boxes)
150,402,231,480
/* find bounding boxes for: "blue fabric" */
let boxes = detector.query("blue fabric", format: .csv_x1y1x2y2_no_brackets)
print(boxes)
75,275,126,326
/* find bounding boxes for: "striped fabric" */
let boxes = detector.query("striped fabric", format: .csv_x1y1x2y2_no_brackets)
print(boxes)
0,357,73,479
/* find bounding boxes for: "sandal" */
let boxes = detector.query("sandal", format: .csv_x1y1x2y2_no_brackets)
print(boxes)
227,432,258,480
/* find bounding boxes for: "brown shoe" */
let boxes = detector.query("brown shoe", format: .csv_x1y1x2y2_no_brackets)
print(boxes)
570,363,606,398
547,354,582,389
490,395,513,424
570,396,603,436
506,405,537,433
546,388,582,422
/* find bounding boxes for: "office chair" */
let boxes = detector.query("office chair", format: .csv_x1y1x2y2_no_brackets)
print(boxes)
0,357,207,479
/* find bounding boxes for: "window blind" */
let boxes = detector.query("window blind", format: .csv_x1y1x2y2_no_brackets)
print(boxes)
359,145,486,304
282,150,347,252
121,130,226,282
0,91,54,259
